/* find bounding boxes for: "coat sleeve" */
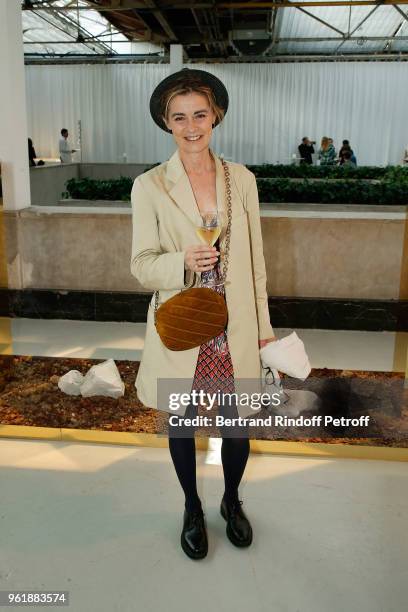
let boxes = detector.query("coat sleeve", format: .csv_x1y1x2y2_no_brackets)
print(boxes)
130,176,195,291
244,170,275,340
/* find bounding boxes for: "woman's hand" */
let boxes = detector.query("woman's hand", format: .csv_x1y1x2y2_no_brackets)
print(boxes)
184,245,220,273
259,336,278,349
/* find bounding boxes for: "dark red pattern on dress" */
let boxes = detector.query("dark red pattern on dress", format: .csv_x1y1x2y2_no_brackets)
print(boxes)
191,237,235,397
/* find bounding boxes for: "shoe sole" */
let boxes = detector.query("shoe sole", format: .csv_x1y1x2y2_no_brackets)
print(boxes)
180,534,208,560
220,505,253,548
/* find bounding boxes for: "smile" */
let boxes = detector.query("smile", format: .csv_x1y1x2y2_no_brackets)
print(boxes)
185,135,202,141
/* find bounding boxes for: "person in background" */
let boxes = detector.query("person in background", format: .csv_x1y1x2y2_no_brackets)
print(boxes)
28,138,36,167
298,137,315,165
318,136,337,166
339,140,357,165
59,128,76,164
329,138,337,158
341,150,357,168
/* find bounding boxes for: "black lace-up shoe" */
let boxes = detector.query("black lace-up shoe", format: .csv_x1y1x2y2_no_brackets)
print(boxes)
220,497,253,547
181,508,208,560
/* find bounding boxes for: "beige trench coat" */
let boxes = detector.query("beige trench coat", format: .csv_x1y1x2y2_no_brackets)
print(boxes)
130,147,274,418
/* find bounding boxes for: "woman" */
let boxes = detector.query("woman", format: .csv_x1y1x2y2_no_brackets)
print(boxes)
130,68,277,560
318,136,337,166
339,140,357,166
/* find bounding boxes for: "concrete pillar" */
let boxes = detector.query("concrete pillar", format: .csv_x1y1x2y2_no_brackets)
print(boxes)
169,44,183,73
0,1,31,211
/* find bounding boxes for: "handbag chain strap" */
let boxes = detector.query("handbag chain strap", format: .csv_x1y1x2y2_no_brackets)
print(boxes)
219,158,232,284
153,157,232,319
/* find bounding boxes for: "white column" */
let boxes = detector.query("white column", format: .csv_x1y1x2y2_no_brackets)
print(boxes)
0,1,31,211
169,44,183,73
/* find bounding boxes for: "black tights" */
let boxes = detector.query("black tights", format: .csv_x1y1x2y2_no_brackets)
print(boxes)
168,402,250,512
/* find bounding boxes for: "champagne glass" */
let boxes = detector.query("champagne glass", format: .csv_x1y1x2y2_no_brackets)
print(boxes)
195,210,224,288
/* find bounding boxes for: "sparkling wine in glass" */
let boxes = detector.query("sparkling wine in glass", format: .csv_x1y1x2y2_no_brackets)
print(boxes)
195,210,223,288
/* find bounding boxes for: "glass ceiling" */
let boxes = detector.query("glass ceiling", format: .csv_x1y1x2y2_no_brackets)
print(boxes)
22,0,408,57
22,0,162,56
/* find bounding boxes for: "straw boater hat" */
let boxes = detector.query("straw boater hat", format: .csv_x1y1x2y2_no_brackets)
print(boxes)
149,67,229,133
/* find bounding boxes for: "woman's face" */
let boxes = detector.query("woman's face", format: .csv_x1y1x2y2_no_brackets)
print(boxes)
164,91,216,155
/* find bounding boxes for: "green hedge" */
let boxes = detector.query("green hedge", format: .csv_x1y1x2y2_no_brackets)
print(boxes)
256,178,408,205
247,164,408,181
62,164,408,205
62,176,133,201
62,164,158,201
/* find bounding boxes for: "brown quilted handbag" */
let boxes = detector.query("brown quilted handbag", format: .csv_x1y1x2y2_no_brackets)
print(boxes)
153,158,232,351
155,287,228,351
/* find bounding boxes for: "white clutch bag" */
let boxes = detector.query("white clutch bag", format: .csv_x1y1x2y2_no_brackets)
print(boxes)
259,331,311,381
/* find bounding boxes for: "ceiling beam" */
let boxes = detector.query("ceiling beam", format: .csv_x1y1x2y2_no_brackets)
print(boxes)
200,8,224,53
266,1,285,55
335,4,381,52
394,5,408,21
296,6,345,36
382,24,404,52
279,35,408,41
208,7,229,55
217,0,408,6
141,1,178,41
123,14,168,44
191,8,211,52
21,1,408,10
24,53,408,63
29,3,113,54
24,36,408,44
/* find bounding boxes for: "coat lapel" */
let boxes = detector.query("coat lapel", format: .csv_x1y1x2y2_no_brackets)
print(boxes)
165,147,227,227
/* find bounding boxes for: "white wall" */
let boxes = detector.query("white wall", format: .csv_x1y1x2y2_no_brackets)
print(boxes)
25,62,408,166
1,1,31,210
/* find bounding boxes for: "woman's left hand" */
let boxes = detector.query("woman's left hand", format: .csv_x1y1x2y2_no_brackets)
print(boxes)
259,336,278,349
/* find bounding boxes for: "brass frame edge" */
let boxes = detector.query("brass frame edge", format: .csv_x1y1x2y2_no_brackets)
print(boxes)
0,425,407,461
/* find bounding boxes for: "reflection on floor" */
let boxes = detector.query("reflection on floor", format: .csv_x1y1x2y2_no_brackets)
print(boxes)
1,438,407,612
1,317,407,372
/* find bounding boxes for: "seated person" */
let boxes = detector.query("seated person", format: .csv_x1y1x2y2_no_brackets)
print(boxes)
341,150,357,168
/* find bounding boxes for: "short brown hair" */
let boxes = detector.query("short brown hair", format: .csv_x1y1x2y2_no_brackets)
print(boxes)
161,79,225,126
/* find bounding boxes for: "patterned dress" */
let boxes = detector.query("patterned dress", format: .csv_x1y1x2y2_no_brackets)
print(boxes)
190,236,236,401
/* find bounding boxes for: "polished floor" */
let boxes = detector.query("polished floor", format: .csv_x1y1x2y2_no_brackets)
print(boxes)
1,317,407,372
0,319,407,610
1,438,407,612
